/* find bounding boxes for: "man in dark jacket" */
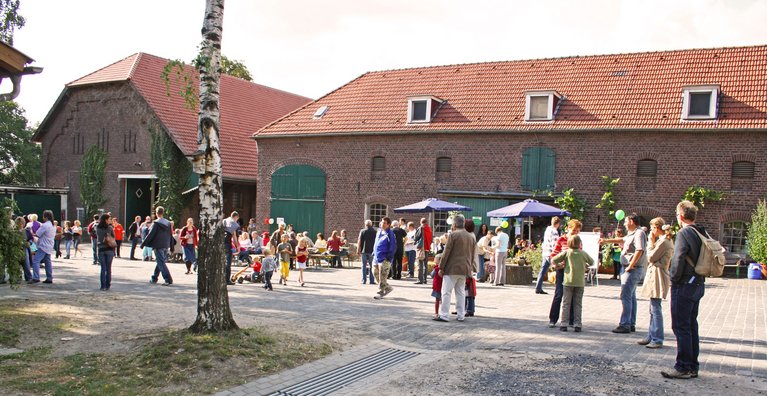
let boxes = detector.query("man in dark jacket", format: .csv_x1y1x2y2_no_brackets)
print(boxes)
662,200,706,380
128,216,141,260
141,206,173,285
391,220,407,280
357,220,377,285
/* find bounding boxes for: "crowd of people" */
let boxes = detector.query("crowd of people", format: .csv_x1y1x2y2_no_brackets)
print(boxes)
5,200,708,380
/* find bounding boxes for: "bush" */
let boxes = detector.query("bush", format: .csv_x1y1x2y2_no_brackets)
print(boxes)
746,200,767,264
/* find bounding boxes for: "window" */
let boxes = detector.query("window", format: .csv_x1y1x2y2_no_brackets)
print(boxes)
98,128,109,152
731,161,755,191
525,90,560,121
407,96,443,123
434,211,450,234
72,133,84,154
636,159,657,190
231,191,242,209
368,203,388,225
371,156,386,180
722,221,748,256
436,156,452,182
123,130,137,153
521,147,555,191
682,85,719,120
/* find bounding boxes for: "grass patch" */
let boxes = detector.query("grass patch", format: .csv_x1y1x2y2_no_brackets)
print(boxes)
0,327,334,395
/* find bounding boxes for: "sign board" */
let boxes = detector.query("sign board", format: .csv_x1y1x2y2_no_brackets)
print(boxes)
276,217,285,225
579,232,600,266
489,217,505,227
472,216,482,225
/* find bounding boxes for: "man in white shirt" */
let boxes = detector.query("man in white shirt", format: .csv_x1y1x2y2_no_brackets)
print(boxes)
535,217,561,294
493,227,510,286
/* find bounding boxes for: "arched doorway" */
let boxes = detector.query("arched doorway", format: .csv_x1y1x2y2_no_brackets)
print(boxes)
270,165,326,237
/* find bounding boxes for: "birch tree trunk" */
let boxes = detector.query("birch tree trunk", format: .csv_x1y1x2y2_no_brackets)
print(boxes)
190,0,238,333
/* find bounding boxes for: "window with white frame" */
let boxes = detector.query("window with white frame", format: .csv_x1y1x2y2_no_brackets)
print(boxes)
682,85,719,120
525,91,560,121
367,203,388,226
407,96,442,123
434,212,450,234
722,221,748,256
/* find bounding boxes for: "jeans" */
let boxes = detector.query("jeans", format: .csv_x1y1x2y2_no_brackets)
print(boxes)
671,282,705,373
477,255,485,280
648,298,664,343
54,239,61,258
91,239,98,263
64,239,72,258
549,269,574,325
373,259,392,295
406,250,416,276
226,245,233,283
361,253,375,283
22,249,32,281
264,270,273,289
329,251,342,268
619,265,645,327
32,251,52,281
535,256,552,291
98,250,114,289
151,248,173,284
439,275,466,320
418,255,428,284
466,296,475,313
130,237,139,259
561,286,584,327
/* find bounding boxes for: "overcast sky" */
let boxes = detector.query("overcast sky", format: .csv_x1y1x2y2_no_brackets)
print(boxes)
12,0,767,125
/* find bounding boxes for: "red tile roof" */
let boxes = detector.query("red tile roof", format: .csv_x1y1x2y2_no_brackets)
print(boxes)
68,53,312,180
255,45,767,137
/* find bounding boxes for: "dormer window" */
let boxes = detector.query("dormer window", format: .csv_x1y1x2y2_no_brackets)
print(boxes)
525,90,560,121
682,85,719,120
407,96,443,123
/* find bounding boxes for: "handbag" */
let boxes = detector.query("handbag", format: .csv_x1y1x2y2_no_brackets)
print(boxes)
417,248,426,260
104,233,117,249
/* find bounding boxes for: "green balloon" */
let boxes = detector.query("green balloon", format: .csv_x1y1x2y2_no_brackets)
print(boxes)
615,210,625,221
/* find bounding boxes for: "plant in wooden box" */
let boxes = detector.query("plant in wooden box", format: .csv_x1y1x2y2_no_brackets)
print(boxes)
746,200,767,269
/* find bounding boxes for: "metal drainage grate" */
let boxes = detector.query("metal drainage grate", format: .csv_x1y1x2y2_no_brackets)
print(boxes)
269,348,420,396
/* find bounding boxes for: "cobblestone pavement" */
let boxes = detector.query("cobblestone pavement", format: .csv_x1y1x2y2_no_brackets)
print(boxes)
2,254,765,395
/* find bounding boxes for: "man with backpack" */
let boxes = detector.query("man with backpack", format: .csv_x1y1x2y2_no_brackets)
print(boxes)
88,214,100,265
662,201,709,379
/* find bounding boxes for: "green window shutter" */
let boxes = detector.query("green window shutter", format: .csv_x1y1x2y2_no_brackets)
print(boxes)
521,148,535,190
540,148,556,190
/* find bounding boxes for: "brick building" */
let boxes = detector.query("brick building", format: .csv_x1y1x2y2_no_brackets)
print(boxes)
33,53,311,225
253,44,767,260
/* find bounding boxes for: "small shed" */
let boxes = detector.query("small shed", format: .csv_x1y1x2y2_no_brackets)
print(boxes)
0,185,68,221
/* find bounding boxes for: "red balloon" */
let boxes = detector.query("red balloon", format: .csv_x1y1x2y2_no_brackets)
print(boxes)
264,218,270,225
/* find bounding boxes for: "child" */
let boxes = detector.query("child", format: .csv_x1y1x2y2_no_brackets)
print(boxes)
431,254,443,319
295,237,308,287
261,247,276,291
277,234,292,285
239,260,262,283
552,235,593,332
465,276,477,317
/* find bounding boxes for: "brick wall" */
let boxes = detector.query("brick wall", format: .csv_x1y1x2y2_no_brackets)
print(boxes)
255,130,766,240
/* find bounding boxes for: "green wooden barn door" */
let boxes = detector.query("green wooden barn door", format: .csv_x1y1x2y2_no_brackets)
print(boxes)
270,165,326,237
125,179,152,225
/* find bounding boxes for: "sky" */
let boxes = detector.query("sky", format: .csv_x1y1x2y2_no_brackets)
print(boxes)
11,0,767,126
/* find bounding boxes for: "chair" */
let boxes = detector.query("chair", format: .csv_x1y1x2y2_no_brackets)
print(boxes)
587,261,599,286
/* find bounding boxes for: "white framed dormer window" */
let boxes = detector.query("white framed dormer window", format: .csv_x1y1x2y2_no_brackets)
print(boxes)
525,90,561,121
682,85,719,120
407,96,443,123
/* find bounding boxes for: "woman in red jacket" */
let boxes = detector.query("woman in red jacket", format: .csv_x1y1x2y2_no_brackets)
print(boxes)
180,218,199,274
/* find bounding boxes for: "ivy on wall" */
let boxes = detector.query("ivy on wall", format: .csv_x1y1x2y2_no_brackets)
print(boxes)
149,128,193,224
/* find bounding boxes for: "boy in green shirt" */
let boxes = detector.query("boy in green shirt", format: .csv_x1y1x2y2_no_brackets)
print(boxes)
552,235,593,332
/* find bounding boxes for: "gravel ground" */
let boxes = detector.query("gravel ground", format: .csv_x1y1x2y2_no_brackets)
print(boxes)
361,348,767,396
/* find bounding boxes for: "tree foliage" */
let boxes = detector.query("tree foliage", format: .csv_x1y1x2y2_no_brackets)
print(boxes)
746,200,767,264
0,0,24,45
681,185,726,208
0,101,40,186
552,188,588,222
150,128,192,224
220,55,252,81
595,176,620,219
0,198,23,287
79,145,108,218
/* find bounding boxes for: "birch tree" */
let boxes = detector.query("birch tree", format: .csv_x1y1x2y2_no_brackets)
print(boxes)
190,0,238,333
